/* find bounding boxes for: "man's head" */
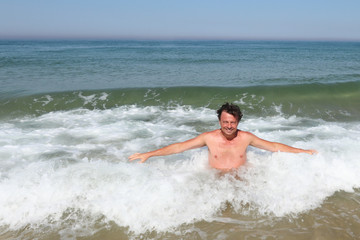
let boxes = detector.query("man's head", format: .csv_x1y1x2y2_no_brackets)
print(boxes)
217,102,243,122
217,103,243,138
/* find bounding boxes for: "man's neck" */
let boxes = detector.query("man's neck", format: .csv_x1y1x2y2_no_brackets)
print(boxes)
221,129,238,141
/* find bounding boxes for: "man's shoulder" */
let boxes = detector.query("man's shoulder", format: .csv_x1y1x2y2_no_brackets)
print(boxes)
199,129,221,139
238,130,255,138
238,130,251,135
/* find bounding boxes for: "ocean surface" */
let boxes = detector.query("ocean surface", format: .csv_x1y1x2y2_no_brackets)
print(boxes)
0,40,360,240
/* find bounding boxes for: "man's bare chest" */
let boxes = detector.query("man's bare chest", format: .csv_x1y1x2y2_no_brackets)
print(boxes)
208,139,247,154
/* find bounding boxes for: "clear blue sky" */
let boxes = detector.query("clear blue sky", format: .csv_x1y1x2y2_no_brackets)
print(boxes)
1,0,359,40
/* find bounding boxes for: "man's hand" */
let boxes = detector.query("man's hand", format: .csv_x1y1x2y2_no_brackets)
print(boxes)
128,153,150,163
305,149,318,155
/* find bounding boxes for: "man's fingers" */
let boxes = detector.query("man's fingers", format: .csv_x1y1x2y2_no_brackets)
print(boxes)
128,153,140,161
310,149,318,155
129,153,148,163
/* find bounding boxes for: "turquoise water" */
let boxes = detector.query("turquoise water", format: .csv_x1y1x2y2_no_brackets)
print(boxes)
1,40,359,95
0,40,360,239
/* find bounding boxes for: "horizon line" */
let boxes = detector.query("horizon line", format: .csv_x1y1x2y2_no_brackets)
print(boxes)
1,35,360,42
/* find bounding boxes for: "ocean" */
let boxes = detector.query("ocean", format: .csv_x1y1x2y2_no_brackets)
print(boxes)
0,40,360,240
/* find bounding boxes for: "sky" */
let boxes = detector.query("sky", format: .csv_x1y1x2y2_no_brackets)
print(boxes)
0,0,360,41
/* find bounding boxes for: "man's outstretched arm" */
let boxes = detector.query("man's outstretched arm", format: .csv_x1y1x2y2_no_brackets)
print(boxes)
248,132,317,155
128,133,207,163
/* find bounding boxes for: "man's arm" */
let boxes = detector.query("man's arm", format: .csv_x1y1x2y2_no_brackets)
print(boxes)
248,132,317,155
128,133,207,163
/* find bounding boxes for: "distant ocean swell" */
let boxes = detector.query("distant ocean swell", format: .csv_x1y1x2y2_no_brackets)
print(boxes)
1,81,359,121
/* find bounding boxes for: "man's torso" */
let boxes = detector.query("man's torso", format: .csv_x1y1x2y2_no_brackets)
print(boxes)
204,129,250,170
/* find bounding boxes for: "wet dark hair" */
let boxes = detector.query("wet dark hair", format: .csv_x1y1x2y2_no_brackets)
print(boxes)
217,102,243,121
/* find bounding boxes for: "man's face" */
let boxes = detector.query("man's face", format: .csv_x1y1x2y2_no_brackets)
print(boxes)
219,111,239,137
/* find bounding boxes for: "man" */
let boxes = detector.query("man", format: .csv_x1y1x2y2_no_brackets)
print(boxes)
129,103,317,171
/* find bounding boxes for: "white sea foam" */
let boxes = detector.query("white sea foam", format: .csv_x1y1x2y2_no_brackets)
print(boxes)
0,105,359,235
77,92,109,107
33,95,54,106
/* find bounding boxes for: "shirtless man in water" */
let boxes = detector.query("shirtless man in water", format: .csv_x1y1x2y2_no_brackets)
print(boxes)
129,103,317,170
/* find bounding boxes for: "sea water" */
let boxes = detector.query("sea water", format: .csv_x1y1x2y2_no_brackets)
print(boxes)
0,40,360,239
